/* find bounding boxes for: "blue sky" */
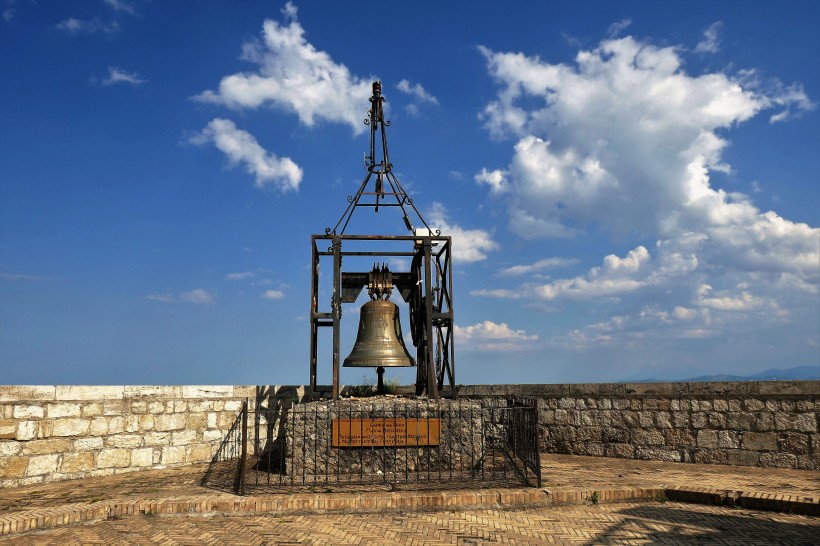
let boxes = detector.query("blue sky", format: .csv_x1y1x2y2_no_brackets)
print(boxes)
1,0,818,386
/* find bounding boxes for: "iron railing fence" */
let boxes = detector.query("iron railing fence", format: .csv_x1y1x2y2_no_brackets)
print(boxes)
200,400,246,493
204,397,540,495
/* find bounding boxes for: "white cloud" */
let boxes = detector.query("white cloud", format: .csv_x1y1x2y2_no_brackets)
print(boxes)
498,257,578,277
179,289,216,305
226,272,255,281
1,273,46,281
607,18,632,38
427,202,498,263
476,32,818,355
189,118,303,191
396,79,439,104
145,289,216,304
3,8,14,22
193,5,373,135
262,289,285,300
455,320,537,351
694,21,722,54
56,17,119,34
102,66,145,86
474,168,508,194
103,0,138,16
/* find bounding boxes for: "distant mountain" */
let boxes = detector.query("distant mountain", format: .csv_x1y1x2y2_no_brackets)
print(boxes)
623,365,819,383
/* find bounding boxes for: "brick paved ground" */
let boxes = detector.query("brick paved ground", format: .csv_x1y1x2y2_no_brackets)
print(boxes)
1,453,817,541
4,502,818,545
2,454,817,515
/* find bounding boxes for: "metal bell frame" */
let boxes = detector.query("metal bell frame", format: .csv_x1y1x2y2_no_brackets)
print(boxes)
309,82,455,401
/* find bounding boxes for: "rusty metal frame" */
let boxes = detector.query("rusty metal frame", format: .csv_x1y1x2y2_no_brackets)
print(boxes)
310,233,454,400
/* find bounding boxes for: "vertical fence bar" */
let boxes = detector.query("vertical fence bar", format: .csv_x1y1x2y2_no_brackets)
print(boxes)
239,399,247,495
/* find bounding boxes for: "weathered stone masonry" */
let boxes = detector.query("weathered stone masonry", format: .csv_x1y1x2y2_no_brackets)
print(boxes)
1,381,817,488
461,381,819,470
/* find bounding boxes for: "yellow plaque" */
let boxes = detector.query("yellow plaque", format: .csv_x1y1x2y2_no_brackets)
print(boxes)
332,418,441,447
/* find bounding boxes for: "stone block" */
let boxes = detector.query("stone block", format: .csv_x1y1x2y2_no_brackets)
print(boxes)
46,403,81,418
55,386,124,401
697,430,719,449
631,429,664,446
707,412,726,429
37,420,53,438
126,415,140,433
16,420,37,440
671,412,689,427
793,413,817,433
138,414,155,431
97,448,131,468
108,416,126,434
638,412,654,428
182,386,234,398
742,432,777,451
693,449,726,465
602,427,628,443
103,401,125,416
143,431,171,446
0,386,56,402
796,400,814,412
203,429,224,442
26,453,59,476
598,398,612,410
154,413,186,431
130,400,147,414
622,411,639,427
576,426,602,442
612,399,629,410
52,418,90,437
664,429,695,447
13,404,44,419
0,418,16,439
148,401,165,414
712,399,728,411
643,398,659,410
604,443,633,458
130,447,154,467
89,417,109,436
780,400,796,411
728,399,742,412
224,400,243,412
797,453,820,470
187,413,207,430
630,399,641,410
654,412,672,428
0,440,21,456
0,456,28,479
207,412,218,428
106,434,143,448
81,402,103,417
691,412,707,429
162,445,186,464
21,438,72,455
743,398,764,411
778,432,809,454
726,449,759,467
124,386,183,398
717,430,740,449
60,452,95,473
74,437,103,450
186,443,212,463
754,412,773,431
759,452,798,468
636,448,681,462
173,400,188,413
726,412,754,430
171,430,197,446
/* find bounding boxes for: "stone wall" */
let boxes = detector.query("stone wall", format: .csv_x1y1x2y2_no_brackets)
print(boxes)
0,386,306,488
1,381,817,488
461,381,819,470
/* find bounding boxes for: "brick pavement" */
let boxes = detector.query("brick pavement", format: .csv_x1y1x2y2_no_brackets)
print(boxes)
1,453,817,539
4,502,818,544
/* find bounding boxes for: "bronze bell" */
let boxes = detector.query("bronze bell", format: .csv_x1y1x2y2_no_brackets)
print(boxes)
344,264,416,369
343,299,416,368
